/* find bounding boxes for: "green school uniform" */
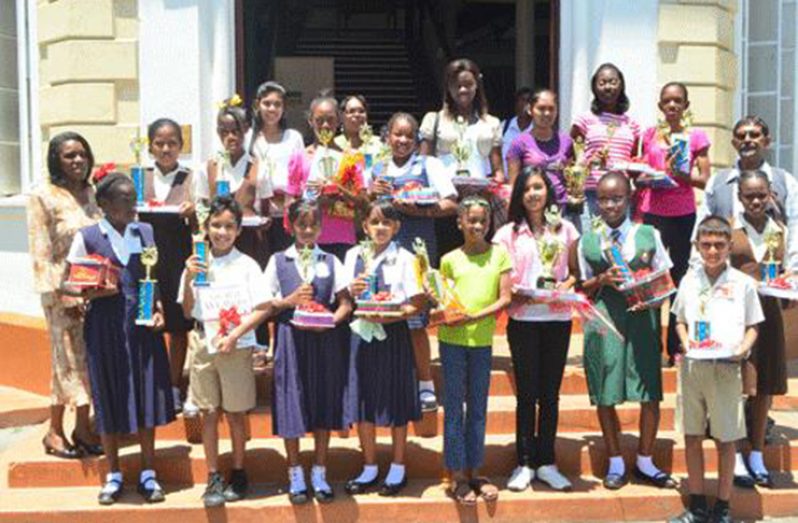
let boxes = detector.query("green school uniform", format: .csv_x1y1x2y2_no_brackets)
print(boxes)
581,224,663,406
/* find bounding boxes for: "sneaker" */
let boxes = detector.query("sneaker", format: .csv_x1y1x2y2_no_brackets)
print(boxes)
182,397,200,418
419,389,438,412
202,471,226,508
223,469,248,502
506,465,534,492
536,464,572,491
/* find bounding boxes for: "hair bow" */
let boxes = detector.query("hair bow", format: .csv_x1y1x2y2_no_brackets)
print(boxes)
93,162,117,184
217,94,243,110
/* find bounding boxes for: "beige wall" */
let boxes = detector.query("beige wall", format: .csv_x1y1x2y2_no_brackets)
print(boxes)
657,0,738,168
37,0,139,166
0,1,20,195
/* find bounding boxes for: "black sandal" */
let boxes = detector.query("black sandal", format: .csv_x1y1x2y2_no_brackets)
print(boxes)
633,466,677,489
98,476,123,505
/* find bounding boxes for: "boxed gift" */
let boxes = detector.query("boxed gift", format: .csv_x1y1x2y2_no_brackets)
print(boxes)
64,255,120,290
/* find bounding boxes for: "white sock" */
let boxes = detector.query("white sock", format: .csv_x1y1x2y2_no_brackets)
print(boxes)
748,450,767,475
419,380,435,394
288,465,306,493
385,463,406,486
311,465,331,492
608,455,625,476
734,452,750,476
636,454,661,477
101,471,123,494
355,464,379,483
140,469,159,490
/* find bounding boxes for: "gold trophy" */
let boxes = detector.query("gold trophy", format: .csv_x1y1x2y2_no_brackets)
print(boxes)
358,239,377,299
136,246,158,326
536,206,565,289
318,128,336,180
452,116,472,177
762,224,782,282
298,244,315,285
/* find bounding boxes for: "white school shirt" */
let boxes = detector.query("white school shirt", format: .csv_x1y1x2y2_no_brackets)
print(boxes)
371,155,458,200
671,264,764,358
195,152,272,202
342,242,421,302
500,116,533,174
249,129,306,195
148,162,193,203
176,248,270,322
694,160,798,270
67,219,143,267
262,244,347,304
577,218,673,280
735,215,788,263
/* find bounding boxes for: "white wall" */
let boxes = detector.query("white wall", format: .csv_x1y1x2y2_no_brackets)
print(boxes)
559,0,659,133
138,0,235,167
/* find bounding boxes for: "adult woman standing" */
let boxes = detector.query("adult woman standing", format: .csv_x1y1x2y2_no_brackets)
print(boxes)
27,131,103,458
420,58,503,255
334,95,382,154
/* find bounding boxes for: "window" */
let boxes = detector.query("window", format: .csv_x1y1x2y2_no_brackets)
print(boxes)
740,0,798,174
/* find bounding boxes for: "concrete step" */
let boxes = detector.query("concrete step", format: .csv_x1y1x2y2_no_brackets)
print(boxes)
158,394,678,441
9,416,797,488
2,477,798,522
0,386,49,429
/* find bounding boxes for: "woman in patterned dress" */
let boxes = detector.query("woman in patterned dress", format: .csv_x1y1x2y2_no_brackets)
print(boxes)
27,132,103,458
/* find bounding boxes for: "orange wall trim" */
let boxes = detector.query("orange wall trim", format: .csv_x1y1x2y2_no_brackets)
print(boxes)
0,313,51,396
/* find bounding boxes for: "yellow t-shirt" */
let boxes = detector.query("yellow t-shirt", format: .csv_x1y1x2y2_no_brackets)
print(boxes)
438,245,511,347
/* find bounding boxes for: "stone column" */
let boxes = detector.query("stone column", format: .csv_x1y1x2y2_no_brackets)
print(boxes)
515,0,535,89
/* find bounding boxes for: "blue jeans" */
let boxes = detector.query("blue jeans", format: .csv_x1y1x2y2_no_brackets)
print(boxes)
439,342,492,472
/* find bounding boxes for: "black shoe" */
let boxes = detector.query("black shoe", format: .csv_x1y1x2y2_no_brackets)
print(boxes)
138,476,166,503
223,469,248,502
378,477,407,497
602,472,627,490
751,471,773,488
313,487,335,504
97,476,123,506
71,431,104,456
668,508,709,523
202,472,226,508
633,466,677,489
42,437,83,460
288,489,309,505
733,473,756,489
344,476,379,495
709,503,732,523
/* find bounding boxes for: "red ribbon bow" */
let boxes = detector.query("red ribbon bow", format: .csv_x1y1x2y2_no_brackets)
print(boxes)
298,301,327,313
373,291,392,302
218,306,241,336
93,162,117,184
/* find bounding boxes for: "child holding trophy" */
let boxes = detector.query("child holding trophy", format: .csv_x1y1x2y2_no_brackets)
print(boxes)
492,167,579,492
65,171,175,505
728,171,789,489
437,196,512,505
343,200,425,496
139,118,196,413
177,196,271,507
262,199,353,504
575,171,674,491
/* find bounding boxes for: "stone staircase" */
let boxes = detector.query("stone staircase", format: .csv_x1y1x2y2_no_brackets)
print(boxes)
1,314,798,521
293,30,420,129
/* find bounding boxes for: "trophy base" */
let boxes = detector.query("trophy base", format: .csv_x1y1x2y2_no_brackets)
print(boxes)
135,318,155,327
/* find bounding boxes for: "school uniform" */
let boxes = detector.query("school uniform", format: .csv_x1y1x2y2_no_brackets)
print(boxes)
577,218,672,406
671,264,764,442
344,242,421,426
263,245,350,438
67,220,175,434
138,165,195,333
729,216,788,396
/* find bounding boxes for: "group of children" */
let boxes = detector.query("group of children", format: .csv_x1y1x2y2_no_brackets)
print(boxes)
60,75,790,522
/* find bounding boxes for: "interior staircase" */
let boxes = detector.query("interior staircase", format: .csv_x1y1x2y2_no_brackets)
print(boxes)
1,313,798,522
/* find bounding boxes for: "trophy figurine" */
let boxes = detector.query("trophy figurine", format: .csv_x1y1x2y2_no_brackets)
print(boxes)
215,149,232,197
318,128,336,180
761,225,782,282
298,244,315,285
452,116,472,177
136,246,159,326
358,239,377,299
564,137,588,208
193,233,210,287
130,132,148,206
536,207,565,289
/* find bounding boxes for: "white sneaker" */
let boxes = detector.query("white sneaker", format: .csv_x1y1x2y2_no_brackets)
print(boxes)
536,465,572,492
507,465,534,492
183,397,200,418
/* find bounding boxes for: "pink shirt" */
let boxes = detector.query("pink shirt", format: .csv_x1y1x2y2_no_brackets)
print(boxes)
572,112,641,191
639,127,710,217
286,148,358,245
493,219,580,322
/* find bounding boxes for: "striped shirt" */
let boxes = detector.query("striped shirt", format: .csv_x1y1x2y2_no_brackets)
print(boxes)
572,112,641,191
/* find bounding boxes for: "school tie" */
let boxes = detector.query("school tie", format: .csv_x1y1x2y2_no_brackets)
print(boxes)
610,229,622,245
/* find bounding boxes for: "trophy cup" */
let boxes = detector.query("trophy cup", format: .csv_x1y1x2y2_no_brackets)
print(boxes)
130,132,148,206
452,116,472,177
318,128,336,180
215,150,232,197
762,225,782,282
193,233,210,287
564,137,588,207
359,123,375,172
536,207,565,289
136,246,158,326
358,239,377,299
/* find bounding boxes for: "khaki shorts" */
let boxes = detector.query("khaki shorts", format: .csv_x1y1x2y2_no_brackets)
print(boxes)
677,359,745,443
188,330,256,413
